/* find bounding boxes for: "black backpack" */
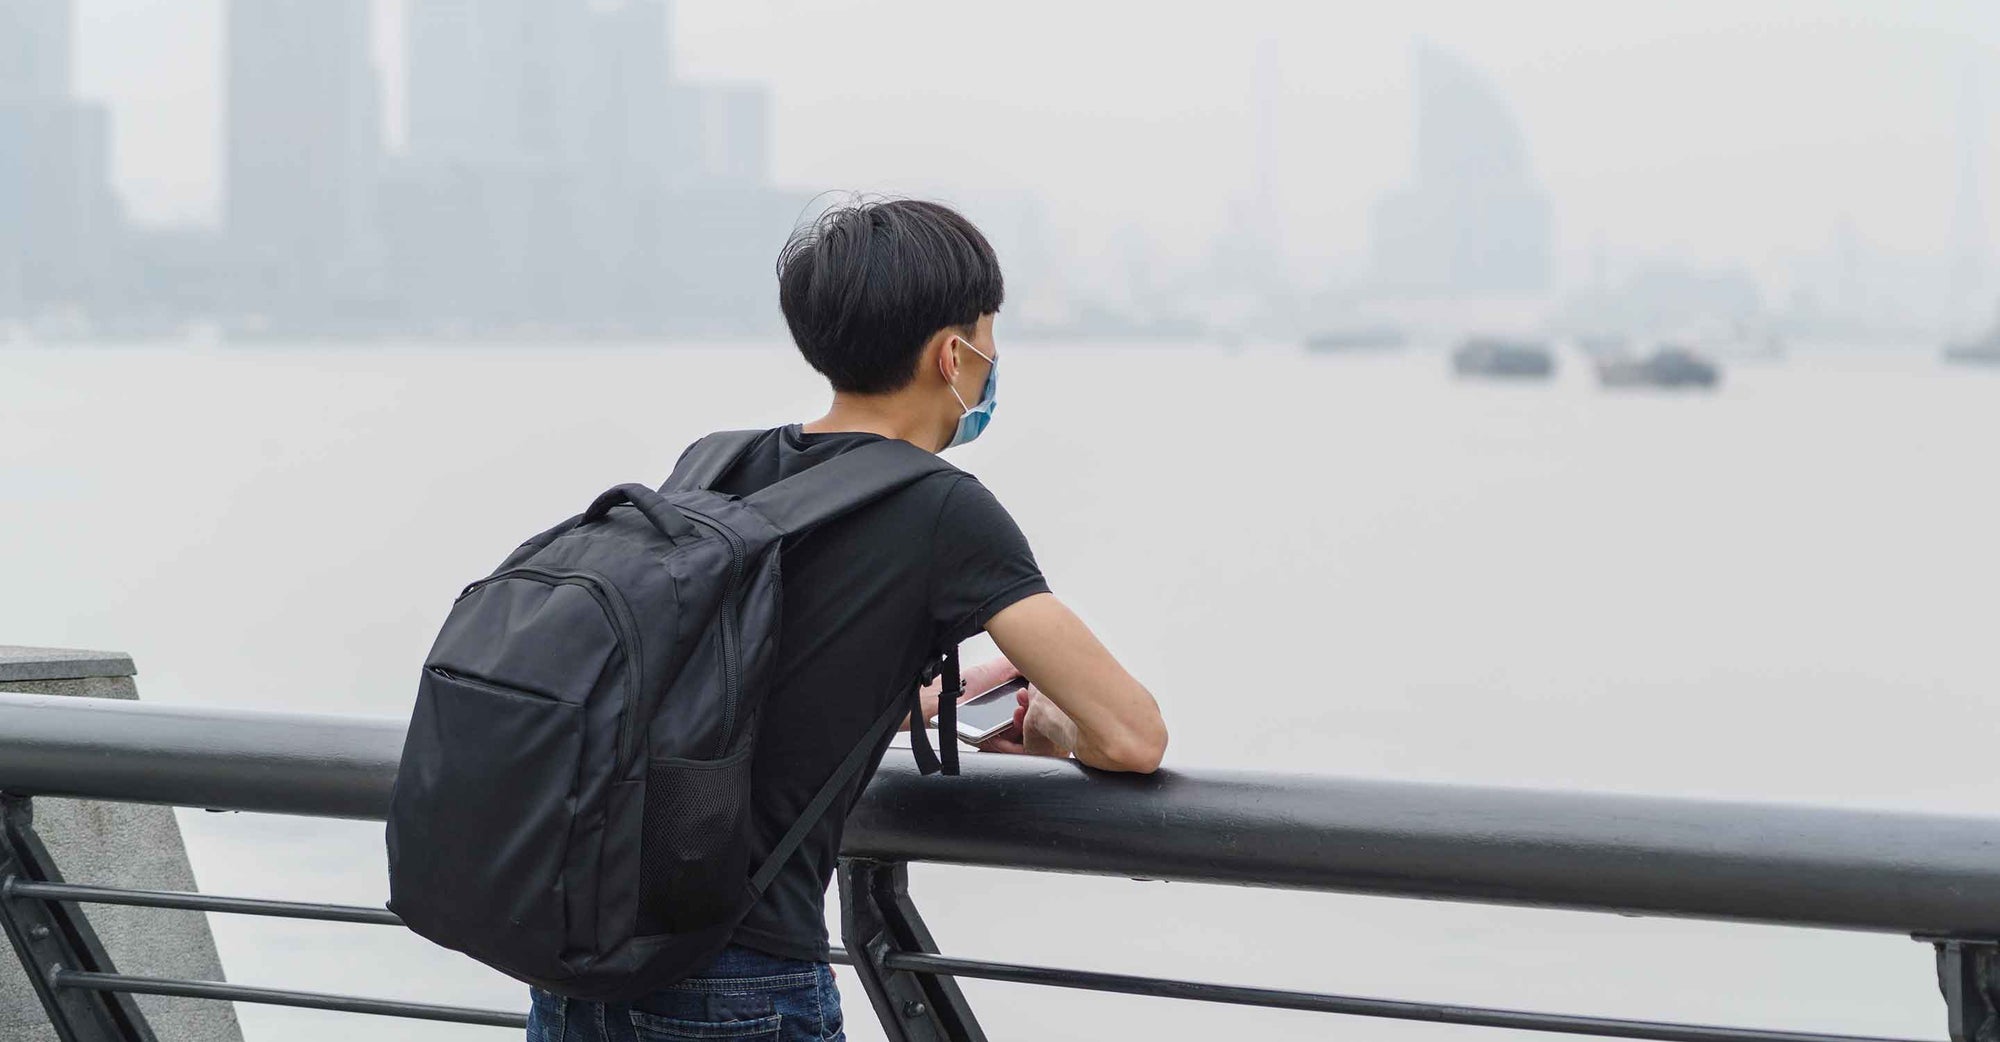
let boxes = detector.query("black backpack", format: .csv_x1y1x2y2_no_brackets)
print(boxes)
385,430,965,1000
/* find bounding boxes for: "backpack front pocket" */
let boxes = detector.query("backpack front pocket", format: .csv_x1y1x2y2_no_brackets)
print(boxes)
392,666,585,976
637,742,755,935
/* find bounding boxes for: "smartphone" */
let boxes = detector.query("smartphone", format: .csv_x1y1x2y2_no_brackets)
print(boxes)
930,676,1030,745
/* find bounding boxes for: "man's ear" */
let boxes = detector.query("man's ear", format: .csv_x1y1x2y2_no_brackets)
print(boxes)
930,329,960,385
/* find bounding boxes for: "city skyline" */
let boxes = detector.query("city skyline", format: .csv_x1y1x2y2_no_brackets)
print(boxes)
1,0,122,323
6,0,808,335
9,0,2000,338
1370,44,1554,298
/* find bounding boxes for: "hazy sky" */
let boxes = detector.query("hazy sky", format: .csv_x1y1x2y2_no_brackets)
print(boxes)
71,0,2000,294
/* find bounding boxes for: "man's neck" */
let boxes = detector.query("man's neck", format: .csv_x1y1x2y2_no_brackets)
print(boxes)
802,392,943,452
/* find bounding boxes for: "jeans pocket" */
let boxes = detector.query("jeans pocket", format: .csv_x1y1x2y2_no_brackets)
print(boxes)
526,988,566,1042
627,1010,782,1040
816,967,844,1041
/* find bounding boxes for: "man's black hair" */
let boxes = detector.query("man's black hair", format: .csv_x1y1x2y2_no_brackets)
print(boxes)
776,198,1004,394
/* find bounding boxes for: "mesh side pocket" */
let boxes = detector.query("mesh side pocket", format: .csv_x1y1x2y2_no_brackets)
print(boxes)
638,743,756,935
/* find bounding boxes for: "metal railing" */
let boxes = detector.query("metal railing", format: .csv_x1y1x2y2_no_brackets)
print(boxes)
1,688,1996,1041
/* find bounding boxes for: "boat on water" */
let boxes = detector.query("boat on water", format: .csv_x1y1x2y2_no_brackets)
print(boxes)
1594,344,1721,390
1451,337,1554,378
1304,326,1406,352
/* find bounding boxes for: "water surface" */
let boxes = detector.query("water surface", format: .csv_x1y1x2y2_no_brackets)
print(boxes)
3,341,1993,1040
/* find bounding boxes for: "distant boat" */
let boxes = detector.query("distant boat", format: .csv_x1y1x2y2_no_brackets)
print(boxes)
1304,327,1406,352
1943,322,2000,365
1452,337,1554,378
1594,344,1721,390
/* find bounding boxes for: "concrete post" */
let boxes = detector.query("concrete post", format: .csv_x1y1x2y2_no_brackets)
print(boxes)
0,646,243,1042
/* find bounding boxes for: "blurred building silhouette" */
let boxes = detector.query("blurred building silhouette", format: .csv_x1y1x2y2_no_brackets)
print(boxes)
382,0,803,335
0,0,806,336
0,0,124,326
1371,45,1552,297
1946,65,1990,335
226,0,383,328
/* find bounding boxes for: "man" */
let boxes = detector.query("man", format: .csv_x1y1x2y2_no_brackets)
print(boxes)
527,198,1167,1042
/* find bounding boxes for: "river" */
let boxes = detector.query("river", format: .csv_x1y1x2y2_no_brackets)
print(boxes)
3,339,1994,1040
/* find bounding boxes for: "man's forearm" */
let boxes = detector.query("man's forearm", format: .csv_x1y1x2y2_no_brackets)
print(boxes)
987,593,1168,773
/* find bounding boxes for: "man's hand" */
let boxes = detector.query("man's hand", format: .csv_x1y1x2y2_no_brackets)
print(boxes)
901,656,1021,732
900,656,1076,758
974,684,1077,757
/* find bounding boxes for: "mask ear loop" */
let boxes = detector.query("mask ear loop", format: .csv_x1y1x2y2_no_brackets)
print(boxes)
954,335,995,366
945,336,992,415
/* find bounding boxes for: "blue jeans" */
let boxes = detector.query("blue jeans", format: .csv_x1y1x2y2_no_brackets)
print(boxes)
526,945,844,1042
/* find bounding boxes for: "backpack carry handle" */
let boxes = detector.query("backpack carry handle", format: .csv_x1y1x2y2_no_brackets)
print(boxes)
581,484,699,543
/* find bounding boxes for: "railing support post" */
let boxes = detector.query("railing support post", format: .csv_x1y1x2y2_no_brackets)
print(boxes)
0,795,157,1042
1935,938,2000,1042
837,858,985,1042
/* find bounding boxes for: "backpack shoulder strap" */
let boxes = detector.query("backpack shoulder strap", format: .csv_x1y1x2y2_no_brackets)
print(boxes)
662,429,765,492
748,687,914,895
742,438,957,537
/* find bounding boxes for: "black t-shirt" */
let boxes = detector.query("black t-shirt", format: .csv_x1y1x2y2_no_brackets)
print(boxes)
695,424,1049,960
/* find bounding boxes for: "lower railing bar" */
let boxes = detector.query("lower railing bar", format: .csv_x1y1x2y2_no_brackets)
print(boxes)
53,969,526,1029
880,951,1935,1042
9,875,851,955
4,877,402,926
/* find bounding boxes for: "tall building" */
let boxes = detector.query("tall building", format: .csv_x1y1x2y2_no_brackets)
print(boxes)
404,0,488,161
1947,64,1990,334
393,0,683,327
390,0,801,333
0,0,122,322
225,0,381,323
659,80,803,328
1245,37,1283,297
396,0,577,326
688,84,769,186
0,0,70,101
1371,45,1552,297
406,0,616,166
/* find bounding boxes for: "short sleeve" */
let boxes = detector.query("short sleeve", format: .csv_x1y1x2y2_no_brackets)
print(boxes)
929,476,1050,645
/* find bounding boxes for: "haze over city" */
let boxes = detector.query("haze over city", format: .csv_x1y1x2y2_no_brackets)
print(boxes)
6,5,2000,1042
9,0,2000,338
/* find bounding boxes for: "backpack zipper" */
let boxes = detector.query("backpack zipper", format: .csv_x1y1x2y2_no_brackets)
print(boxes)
674,507,745,756
427,666,565,703
458,565,648,769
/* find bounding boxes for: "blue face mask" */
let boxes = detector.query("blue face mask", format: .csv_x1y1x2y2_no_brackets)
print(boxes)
945,335,998,449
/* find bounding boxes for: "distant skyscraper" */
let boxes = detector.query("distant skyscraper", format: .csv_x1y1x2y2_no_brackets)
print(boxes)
1248,36,1282,287
406,0,618,167
405,0,487,160
690,84,770,186
393,0,688,326
390,0,799,332
0,0,70,101
0,0,122,321
1947,64,1989,333
1371,45,1552,296
397,0,582,324
225,0,381,320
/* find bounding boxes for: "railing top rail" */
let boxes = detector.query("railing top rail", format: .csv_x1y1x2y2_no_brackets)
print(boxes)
3,690,1999,937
